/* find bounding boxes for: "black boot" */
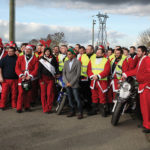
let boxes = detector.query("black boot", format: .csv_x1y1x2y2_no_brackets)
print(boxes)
107,103,114,115
87,103,98,116
100,104,107,117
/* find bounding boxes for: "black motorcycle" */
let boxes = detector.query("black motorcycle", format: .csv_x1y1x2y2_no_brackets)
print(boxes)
111,76,139,126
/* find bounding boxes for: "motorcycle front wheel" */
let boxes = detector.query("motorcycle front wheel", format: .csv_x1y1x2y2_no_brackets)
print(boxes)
56,95,67,115
111,101,125,126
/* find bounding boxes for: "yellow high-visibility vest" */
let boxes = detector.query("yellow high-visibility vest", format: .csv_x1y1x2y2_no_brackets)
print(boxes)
91,57,108,80
109,53,115,61
58,54,68,72
111,56,126,80
19,52,24,56
81,53,96,77
109,53,127,61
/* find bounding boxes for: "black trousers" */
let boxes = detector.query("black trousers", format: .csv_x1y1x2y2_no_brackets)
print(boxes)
79,78,92,111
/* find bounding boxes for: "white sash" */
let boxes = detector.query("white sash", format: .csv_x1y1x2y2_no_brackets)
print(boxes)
39,58,56,77
0,50,4,60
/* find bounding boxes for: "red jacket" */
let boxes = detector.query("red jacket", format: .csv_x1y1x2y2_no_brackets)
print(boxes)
127,56,134,70
87,59,110,93
132,55,139,69
123,56,150,93
15,55,39,83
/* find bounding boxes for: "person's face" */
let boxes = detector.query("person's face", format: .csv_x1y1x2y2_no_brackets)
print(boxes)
96,50,104,57
37,46,42,52
123,50,129,56
115,50,122,58
8,48,15,56
79,48,85,55
45,50,50,57
75,45,80,52
25,48,32,55
60,46,67,54
107,50,112,57
137,48,145,58
53,47,59,54
130,48,135,54
21,45,26,52
41,46,45,53
67,51,74,60
86,46,93,55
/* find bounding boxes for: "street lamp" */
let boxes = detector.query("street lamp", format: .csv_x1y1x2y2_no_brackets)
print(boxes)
9,0,15,42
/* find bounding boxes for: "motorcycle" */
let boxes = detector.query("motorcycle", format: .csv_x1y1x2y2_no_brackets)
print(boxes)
55,77,68,115
111,76,139,126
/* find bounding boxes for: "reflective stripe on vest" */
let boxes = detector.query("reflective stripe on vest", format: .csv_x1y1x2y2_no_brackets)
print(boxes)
91,57,108,81
81,54,96,77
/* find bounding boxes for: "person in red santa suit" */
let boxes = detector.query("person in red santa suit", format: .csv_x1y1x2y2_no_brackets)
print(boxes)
123,47,135,70
38,48,59,113
107,48,128,114
87,49,110,117
15,45,39,113
122,46,150,133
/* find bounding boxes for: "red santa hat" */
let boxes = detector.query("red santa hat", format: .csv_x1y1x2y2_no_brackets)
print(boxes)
9,41,16,47
0,38,3,48
98,45,105,50
26,45,33,50
4,43,10,48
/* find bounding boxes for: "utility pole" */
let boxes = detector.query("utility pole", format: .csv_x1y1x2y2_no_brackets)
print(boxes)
9,0,15,42
95,12,109,48
92,19,96,47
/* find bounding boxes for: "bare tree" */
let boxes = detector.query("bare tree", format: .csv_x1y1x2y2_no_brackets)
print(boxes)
138,28,150,47
29,32,67,48
29,39,39,45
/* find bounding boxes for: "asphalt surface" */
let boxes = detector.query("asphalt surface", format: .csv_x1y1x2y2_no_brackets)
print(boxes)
0,106,150,150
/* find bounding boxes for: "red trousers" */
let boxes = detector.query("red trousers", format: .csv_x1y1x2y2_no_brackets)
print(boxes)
17,83,32,111
91,82,106,104
0,79,18,108
107,87,116,103
31,79,39,103
140,88,150,129
40,75,55,113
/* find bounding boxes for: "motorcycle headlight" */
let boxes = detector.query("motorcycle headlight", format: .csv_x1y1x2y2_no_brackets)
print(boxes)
119,82,131,99
122,82,131,92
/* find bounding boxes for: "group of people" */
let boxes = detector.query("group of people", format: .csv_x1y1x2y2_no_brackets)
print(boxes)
0,37,150,133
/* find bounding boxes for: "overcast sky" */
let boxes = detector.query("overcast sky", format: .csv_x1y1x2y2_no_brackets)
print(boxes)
0,0,150,47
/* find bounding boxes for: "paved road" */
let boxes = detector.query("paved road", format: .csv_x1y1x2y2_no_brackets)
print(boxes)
0,106,150,150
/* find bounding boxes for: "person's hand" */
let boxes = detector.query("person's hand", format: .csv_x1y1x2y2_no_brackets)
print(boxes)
0,77,4,83
93,75,98,80
67,82,71,87
26,76,31,80
21,75,26,80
